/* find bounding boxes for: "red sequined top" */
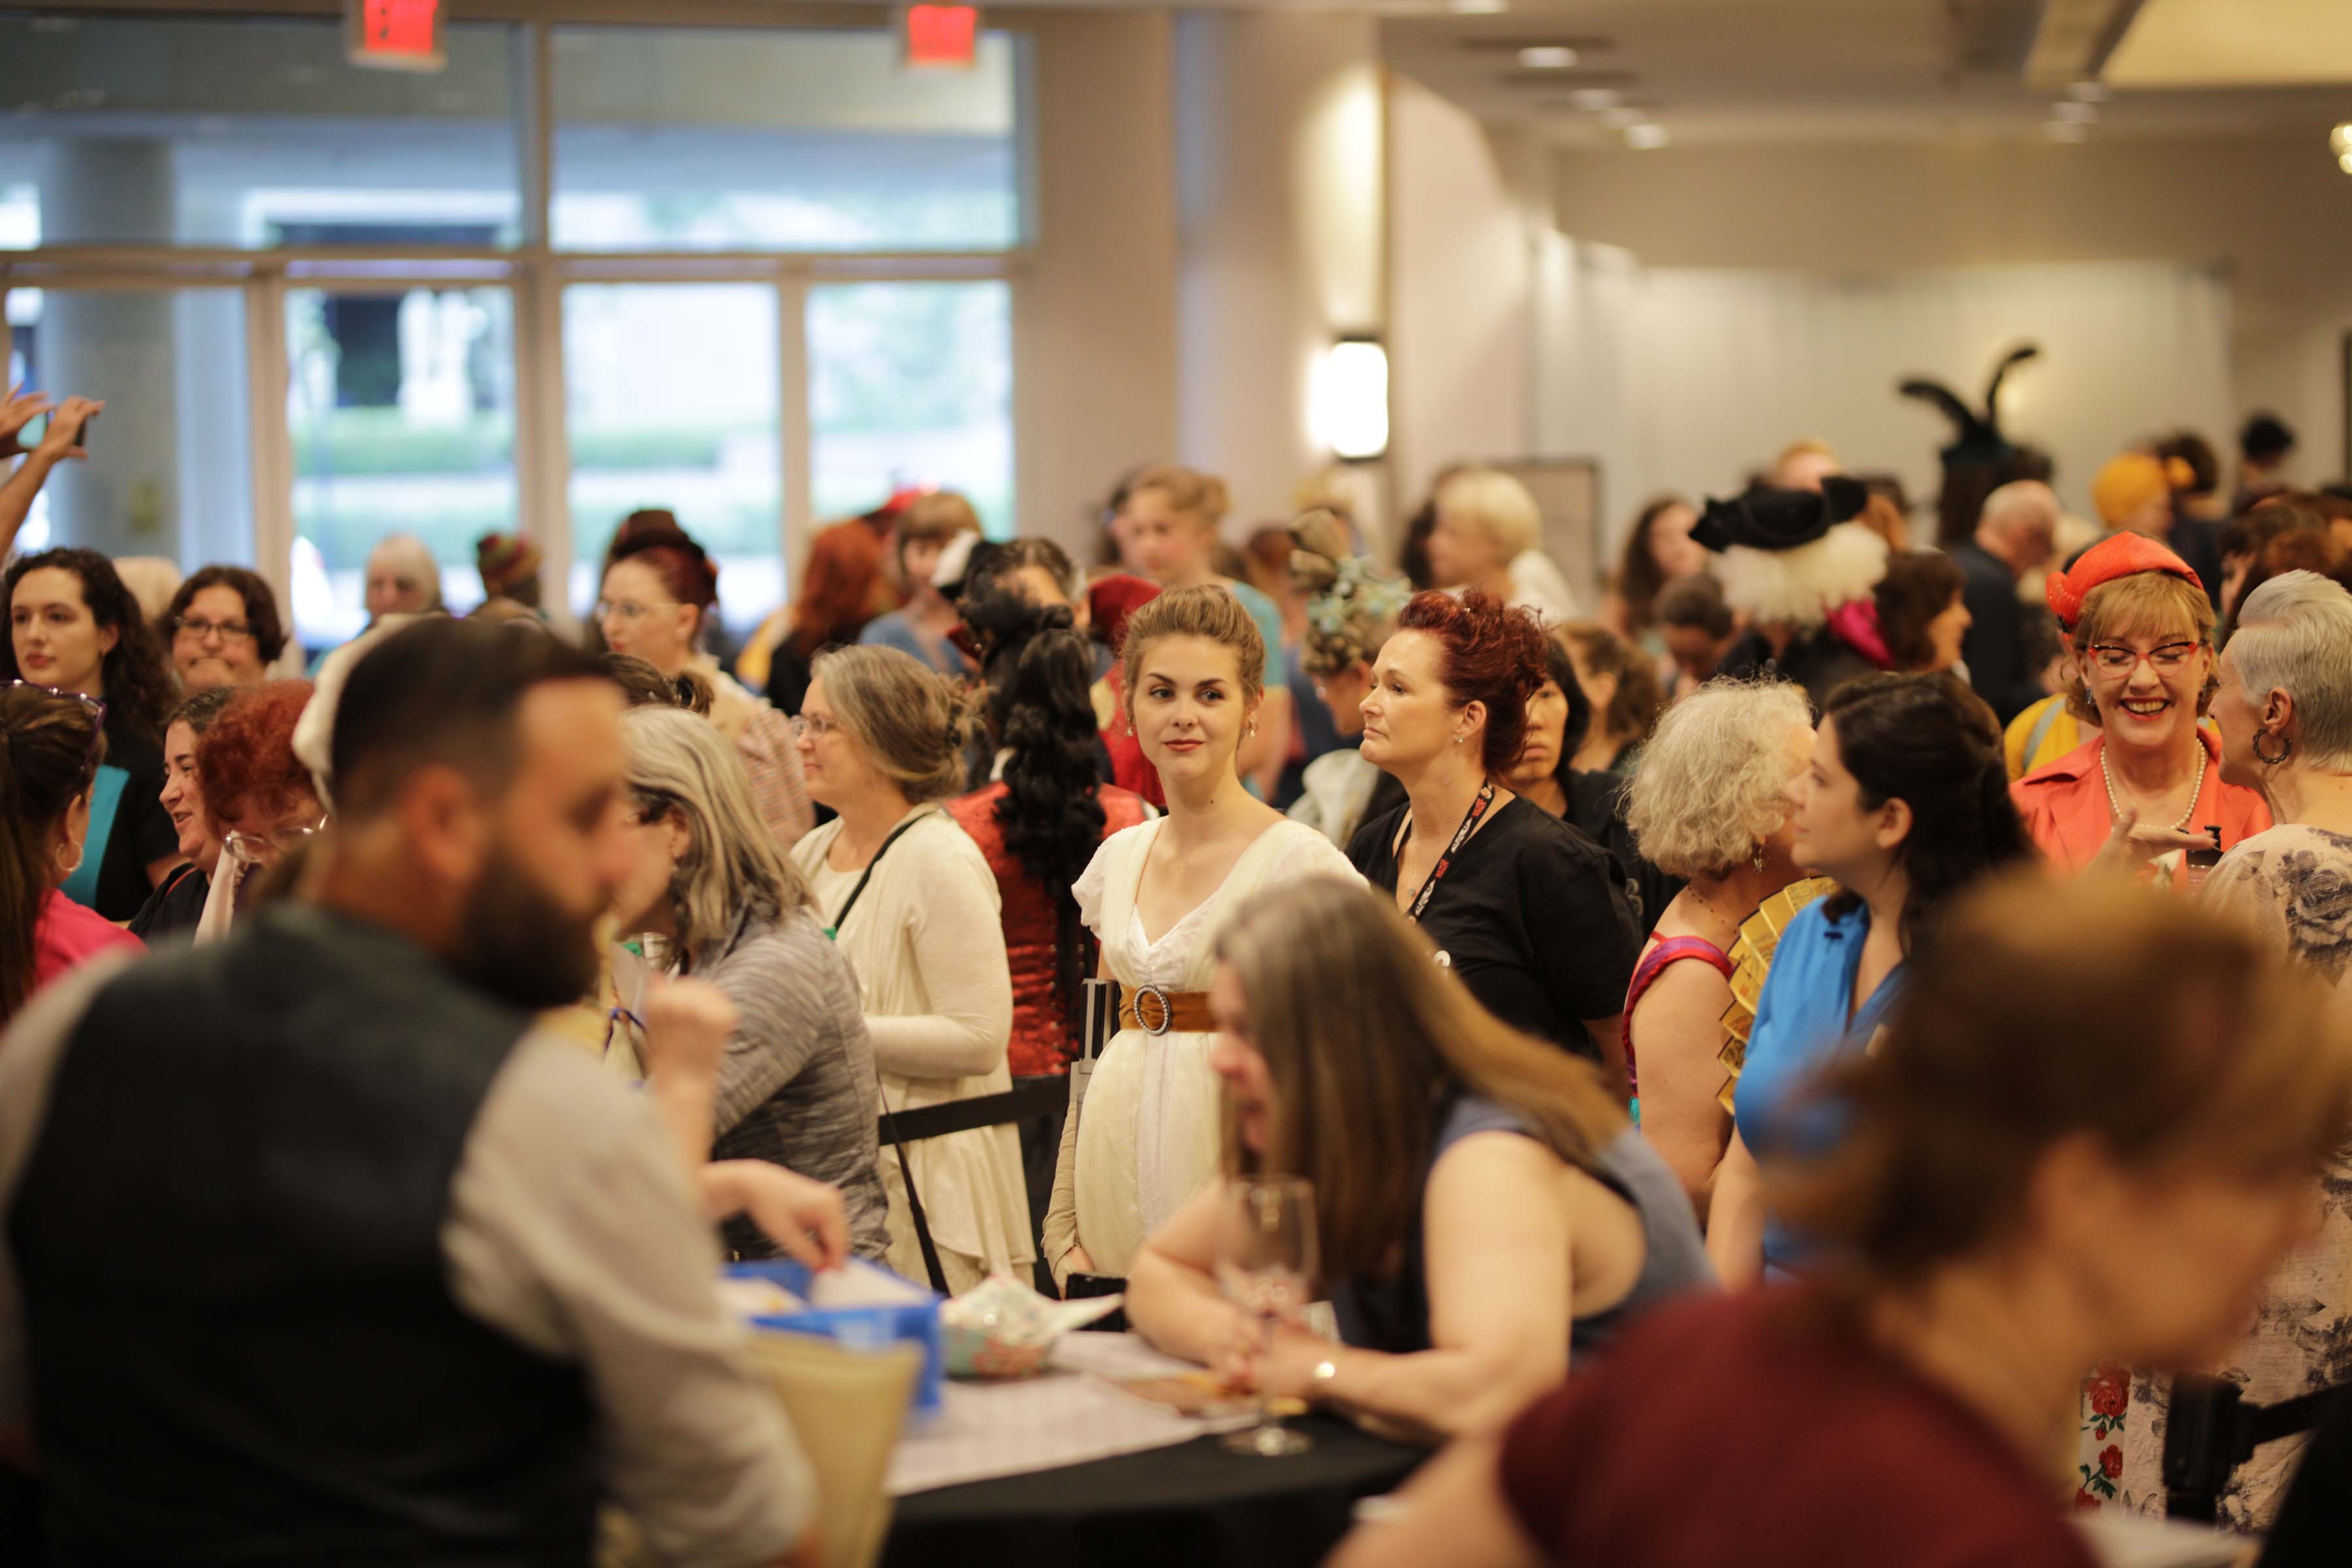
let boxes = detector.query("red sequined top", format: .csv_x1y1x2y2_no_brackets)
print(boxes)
947,781,1152,1077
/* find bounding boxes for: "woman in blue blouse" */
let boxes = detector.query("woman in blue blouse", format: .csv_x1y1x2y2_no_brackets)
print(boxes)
1708,673,2031,1285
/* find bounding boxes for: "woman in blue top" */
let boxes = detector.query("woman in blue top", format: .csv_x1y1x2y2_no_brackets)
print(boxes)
1126,876,1712,1444
1708,673,2031,1287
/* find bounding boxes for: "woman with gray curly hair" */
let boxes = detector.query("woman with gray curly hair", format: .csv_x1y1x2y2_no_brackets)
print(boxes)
1620,679,1816,1217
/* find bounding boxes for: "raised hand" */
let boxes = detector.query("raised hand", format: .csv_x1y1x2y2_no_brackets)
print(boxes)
31,396,103,464
0,384,55,459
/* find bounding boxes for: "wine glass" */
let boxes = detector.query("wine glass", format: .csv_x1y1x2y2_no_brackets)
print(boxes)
1215,1177,1319,1457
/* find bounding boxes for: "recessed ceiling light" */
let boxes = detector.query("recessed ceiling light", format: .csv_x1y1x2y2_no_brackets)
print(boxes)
2046,121,2089,143
1517,45,1577,69
1599,107,1644,129
2051,101,2097,123
2068,80,2111,103
1448,0,1507,12
1625,123,1670,150
1569,88,1622,111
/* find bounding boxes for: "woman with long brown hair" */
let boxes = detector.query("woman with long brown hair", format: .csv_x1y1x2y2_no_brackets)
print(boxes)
1,683,142,1024
1124,879,1710,1443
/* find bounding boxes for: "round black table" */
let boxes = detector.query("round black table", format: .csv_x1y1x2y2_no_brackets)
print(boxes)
881,1416,1425,1568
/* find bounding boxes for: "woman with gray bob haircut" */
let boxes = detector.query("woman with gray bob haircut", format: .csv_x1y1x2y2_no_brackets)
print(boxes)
1618,679,1817,1218
2199,566,2352,1525
612,704,890,1262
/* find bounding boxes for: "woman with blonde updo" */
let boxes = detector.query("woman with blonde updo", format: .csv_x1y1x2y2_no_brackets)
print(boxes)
1287,508,1412,848
789,644,1030,1290
1041,585,1362,1291
1118,464,1294,796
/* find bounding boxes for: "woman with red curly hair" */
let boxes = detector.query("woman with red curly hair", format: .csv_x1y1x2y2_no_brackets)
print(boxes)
194,680,321,940
597,516,813,850
1347,591,1640,1074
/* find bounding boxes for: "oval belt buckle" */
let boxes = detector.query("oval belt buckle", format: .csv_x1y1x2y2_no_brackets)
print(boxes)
1133,983,1175,1036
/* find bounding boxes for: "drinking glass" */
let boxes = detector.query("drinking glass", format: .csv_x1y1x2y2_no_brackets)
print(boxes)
1215,1177,1319,1457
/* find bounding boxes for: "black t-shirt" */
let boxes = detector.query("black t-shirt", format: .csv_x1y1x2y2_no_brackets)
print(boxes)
1347,794,1640,1058
88,717,178,923
1563,769,1685,941
128,863,210,945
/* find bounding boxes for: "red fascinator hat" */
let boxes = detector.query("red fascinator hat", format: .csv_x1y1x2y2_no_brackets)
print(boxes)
2046,532,2202,632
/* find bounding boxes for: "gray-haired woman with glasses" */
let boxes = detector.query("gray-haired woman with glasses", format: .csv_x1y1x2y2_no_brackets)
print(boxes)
1,682,143,1026
2167,566,2352,1528
610,704,890,1262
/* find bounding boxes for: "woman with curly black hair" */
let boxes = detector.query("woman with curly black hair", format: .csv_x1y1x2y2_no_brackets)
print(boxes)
947,586,1154,1271
5,547,182,919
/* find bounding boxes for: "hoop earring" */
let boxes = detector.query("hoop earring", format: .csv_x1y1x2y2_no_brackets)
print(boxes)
2253,728,2294,766
54,838,83,877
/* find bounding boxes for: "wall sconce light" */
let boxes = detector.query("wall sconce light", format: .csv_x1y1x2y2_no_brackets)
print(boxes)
2334,123,2352,173
1314,335,1388,463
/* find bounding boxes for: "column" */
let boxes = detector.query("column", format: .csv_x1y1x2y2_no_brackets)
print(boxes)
37,139,183,561
1172,12,1385,527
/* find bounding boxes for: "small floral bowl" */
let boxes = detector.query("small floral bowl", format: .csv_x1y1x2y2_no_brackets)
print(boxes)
940,1273,1124,1379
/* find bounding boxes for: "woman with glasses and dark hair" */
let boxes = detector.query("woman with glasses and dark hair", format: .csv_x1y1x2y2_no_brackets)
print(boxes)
2012,533,2269,874
4,547,182,920
161,566,287,694
0,682,142,1026
191,681,321,941
597,515,812,851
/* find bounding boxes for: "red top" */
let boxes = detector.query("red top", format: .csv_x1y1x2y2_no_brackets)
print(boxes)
2010,728,2270,875
947,782,1151,1077
34,888,143,997
1499,1288,2099,1568
1098,667,1165,811
1621,933,1733,1106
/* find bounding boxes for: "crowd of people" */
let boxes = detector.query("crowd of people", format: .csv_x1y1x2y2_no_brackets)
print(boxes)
5,369,2352,1566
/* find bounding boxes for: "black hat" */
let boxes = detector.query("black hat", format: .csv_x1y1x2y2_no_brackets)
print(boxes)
1691,476,1870,555
1899,344,2038,469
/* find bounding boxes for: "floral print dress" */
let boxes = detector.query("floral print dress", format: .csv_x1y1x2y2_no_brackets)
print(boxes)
2078,824,2352,1526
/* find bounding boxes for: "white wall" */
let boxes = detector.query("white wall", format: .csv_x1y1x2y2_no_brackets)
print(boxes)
1173,10,1384,529
1017,8,1179,555
1386,72,1544,512
1533,259,2236,539
1550,133,2352,502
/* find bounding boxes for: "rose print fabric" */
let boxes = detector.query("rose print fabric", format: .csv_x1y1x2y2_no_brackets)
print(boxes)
2070,825,2352,1529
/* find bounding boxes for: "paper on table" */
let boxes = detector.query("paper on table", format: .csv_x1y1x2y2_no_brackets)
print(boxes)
885,1365,1210,1495
2072,1513,2244,1568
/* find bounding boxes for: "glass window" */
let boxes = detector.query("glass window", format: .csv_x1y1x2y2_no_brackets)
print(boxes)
5,286,252,572
286,285,516,650
551,27,1020,252
0,14,521,250
564,283,781,632
808,281,1015,536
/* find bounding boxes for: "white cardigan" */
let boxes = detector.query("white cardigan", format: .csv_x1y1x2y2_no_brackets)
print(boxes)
792,806,1032,1277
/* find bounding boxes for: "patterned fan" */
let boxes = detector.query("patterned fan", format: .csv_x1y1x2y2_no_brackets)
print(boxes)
1716,877,1838,1112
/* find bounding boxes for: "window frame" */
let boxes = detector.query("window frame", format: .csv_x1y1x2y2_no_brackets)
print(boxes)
0,10,1034,638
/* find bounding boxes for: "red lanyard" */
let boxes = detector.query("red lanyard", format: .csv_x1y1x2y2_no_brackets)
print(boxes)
1401,781,1495,924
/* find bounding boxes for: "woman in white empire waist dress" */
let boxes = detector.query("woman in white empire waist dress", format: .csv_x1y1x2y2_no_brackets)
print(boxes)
1043,585,1363,1286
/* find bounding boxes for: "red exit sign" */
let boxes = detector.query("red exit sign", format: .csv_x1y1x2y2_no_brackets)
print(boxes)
903,5,979,71
347,0,444,73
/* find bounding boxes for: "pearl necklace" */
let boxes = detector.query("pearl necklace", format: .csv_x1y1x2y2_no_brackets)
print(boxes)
2100,743,2205,832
